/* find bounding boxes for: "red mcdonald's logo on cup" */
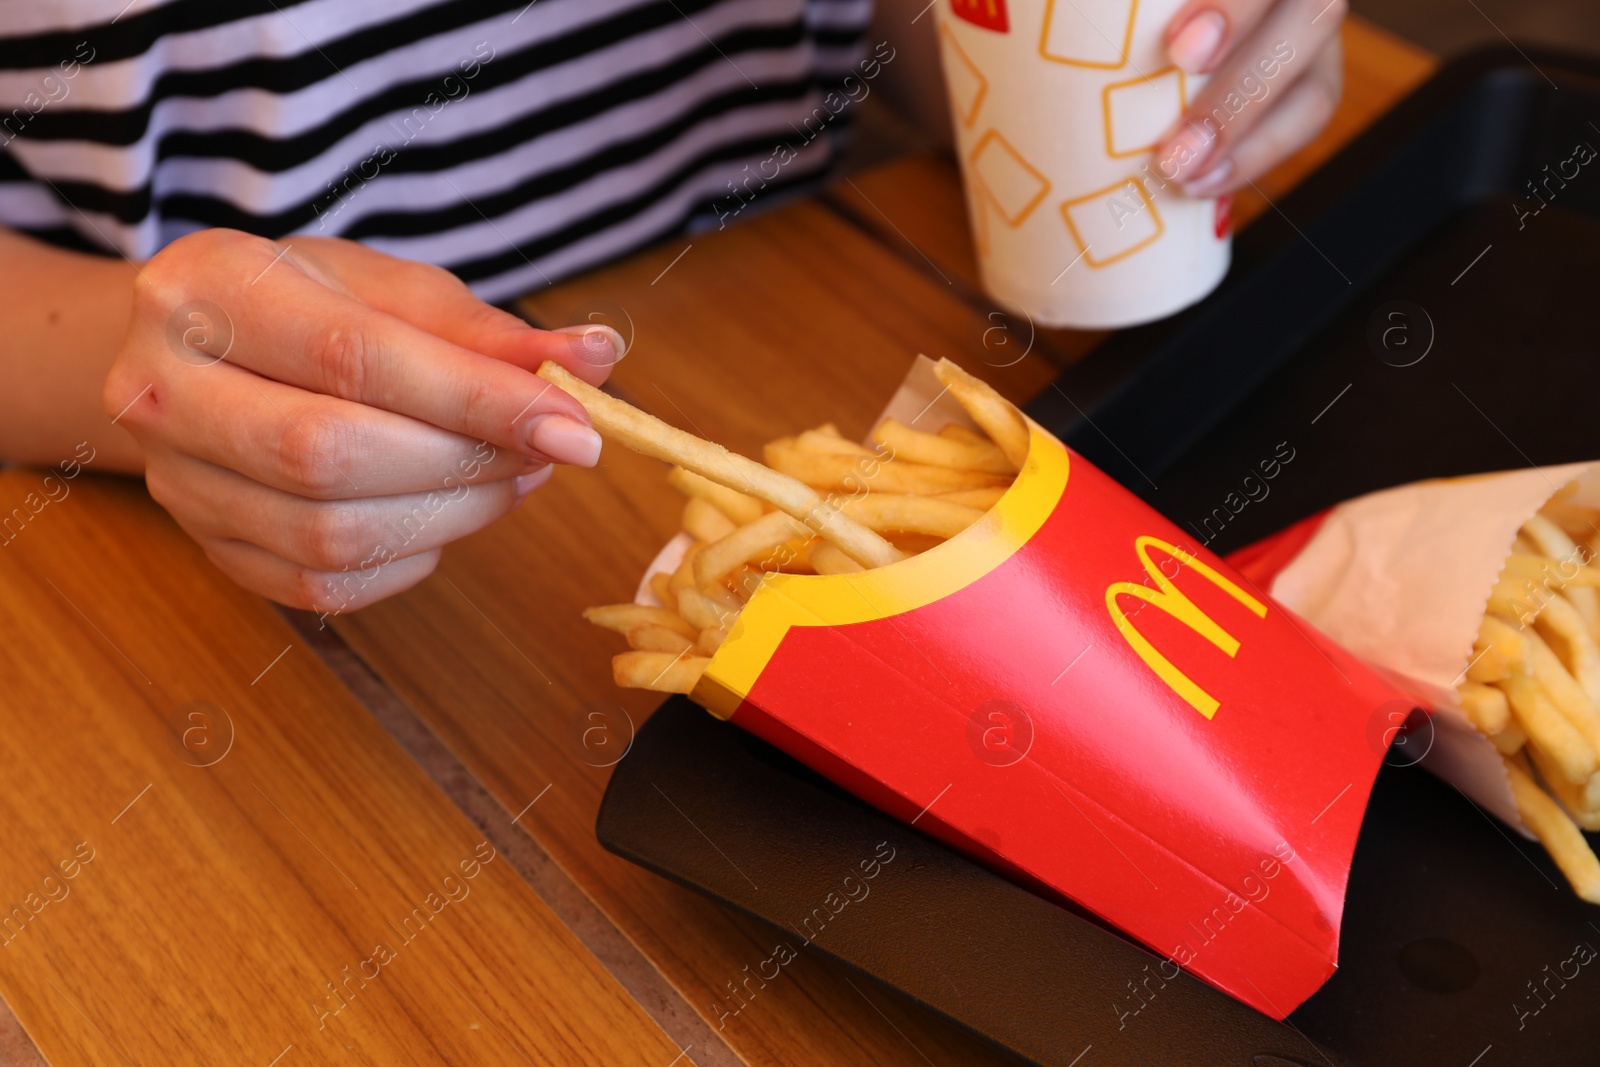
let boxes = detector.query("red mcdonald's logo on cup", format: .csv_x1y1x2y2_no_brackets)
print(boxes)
950,0,1009,33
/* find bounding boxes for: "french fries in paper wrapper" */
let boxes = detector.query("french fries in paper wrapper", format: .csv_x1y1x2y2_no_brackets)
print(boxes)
548,355,1600,1019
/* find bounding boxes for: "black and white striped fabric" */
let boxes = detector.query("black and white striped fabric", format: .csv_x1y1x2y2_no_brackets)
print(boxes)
0,0,873,302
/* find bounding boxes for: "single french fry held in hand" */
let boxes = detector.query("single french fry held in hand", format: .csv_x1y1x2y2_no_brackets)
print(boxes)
537,360,902,570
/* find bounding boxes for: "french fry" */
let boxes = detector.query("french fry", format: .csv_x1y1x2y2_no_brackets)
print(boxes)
932,358,1030,469
1505,756,1600,902
870,418,1014,474
648,571,674,607
1539,499,1600,541
539,361,901,569
937,486,1007,510
1527,744,1600,830
696,626,728,656
670,542,703,594
1523,628,1600,753
1477,615,1530,673
683,496,737,543
695,511,811,589
584,603,699,642
1533,594,1600,706
667,466,764,525
1458,681,1511,735
626,624,694,655
938,423,987,445
677,588,734,632
1490,720,1527,756
612,651,710,694
1499,674,1598,784
764,444,1009,494
886,532,945,555
1523,513,1600,638
794,430,875,456
1501,553,1600,588
810,541,864,575
840,494,984,539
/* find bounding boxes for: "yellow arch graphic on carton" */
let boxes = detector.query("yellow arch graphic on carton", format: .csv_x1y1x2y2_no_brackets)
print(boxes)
1105,537,1268,719
693,422,1070,719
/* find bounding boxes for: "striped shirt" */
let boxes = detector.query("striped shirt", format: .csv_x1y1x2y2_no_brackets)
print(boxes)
0,0,875,303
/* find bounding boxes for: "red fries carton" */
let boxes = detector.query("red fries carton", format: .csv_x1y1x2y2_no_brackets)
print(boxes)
645,359,1402,1017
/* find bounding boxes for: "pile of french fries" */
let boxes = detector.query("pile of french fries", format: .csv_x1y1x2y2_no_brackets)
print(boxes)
1459,488,1600,901
535,358,1028,696
546,355,1600,903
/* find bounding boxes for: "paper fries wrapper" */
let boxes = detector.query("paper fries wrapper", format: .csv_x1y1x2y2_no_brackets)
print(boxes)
652,359,1400,1018
1232,463,1600,832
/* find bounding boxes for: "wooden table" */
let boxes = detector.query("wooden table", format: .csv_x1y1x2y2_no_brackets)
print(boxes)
0,20,1433,1067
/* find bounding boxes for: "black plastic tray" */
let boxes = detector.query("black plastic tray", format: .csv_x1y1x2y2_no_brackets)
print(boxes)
598,46,1600,1066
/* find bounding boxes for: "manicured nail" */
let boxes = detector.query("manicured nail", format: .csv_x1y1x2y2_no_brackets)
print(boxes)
525,414,602,467
513,465,553,499
555,324,627,368
1183,157,1235,197
1168,10,1226,74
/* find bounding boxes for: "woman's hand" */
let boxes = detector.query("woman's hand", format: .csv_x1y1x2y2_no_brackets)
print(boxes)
1156,0,1346,196
104,231,623,615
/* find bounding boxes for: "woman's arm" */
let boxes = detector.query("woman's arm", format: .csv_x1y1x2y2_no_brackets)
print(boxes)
0,227,142,470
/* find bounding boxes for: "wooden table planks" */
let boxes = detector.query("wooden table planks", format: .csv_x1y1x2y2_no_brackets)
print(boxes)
0,472,678,1066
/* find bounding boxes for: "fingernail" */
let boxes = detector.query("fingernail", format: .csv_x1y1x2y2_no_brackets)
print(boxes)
514,465,553,499
555,324,626,368
1168,10,1226,74
1183,157,1235,197
1158,121,1217,182
525,414,602,467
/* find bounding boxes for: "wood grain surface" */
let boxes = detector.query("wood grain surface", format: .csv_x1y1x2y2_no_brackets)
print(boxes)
0,472,678,1066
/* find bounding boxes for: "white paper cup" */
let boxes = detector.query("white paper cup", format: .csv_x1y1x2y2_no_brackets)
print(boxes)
935,0,1231,328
